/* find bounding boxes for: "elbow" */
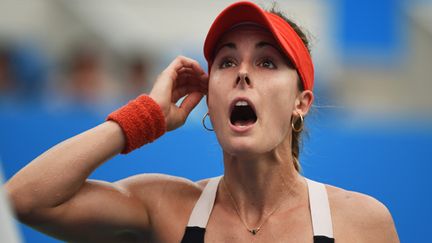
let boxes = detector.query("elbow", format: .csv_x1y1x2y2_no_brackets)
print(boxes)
3,182,39,224
4,181,60,226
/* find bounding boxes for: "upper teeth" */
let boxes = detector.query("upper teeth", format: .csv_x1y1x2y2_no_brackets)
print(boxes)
235,101,248,106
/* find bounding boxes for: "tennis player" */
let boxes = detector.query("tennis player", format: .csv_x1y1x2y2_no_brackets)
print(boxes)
5,2,399,242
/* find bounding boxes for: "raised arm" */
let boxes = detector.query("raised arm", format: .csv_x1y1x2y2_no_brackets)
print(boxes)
4,56,208,242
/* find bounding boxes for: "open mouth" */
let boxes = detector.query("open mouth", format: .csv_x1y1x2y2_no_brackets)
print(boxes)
230,99,257,127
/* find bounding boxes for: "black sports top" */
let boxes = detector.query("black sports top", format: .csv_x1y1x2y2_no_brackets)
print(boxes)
180,176,335,243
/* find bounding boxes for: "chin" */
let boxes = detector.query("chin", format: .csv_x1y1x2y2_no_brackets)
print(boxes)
221,136,269,157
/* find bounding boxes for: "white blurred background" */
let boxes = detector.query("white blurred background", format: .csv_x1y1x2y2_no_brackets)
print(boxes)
1,0,431,118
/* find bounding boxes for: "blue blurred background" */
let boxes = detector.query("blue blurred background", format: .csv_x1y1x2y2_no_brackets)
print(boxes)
1,0,431,242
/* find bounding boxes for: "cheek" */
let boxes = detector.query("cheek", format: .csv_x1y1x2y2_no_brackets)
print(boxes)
207,71,233,109
258,74,297,126
259,94,294,147
207,77,220,111
263,96,293,128
207,73,228,119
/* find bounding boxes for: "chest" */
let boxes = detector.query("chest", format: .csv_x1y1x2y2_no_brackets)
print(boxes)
204,203,314,243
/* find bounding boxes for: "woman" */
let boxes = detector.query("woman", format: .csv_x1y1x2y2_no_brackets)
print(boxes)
5,2,399,242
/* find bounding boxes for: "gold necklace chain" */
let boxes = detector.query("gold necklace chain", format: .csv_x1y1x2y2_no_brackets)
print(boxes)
222,177,286,235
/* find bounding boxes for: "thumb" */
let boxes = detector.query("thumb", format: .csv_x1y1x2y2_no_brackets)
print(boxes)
179,92,204,120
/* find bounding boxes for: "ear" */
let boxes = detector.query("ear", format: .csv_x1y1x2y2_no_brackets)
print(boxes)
293,90,314,117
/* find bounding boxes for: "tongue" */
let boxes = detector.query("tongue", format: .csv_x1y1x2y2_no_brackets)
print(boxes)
234,120,255,126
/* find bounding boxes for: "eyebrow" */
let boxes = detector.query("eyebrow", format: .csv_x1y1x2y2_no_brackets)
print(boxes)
214,41,281,56
212,41,289,66
213,42,236,57
255,41,282,53
256,41,294,67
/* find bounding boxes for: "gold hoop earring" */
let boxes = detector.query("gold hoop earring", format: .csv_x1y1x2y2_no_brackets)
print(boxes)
202,112,214,131
291,113,304,132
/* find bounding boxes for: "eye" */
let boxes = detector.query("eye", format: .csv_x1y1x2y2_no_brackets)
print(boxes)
258,58,277,69
219,58,237,69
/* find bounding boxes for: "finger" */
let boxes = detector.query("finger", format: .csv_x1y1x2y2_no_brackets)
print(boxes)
152,57,207,102
177,67,194,74
172,84,205,103
175,71,195,86
178,66,207,77
166,56,206,80
175,56,206,75
176,70,208,88
179,92,204,120
199,73,209,89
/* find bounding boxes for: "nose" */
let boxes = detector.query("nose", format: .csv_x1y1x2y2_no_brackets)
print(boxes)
236,72,251,87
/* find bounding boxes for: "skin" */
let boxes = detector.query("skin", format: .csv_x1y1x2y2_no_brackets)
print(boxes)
4,26,399,243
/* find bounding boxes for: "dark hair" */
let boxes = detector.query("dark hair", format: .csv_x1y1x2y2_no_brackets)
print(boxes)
268,6,312,172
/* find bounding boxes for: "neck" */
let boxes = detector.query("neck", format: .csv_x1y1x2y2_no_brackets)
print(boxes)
222,139,306,226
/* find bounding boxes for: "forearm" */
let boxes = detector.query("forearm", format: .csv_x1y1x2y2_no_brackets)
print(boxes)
4,121,125,214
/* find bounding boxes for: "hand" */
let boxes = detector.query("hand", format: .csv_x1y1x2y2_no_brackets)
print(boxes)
150,56,208,131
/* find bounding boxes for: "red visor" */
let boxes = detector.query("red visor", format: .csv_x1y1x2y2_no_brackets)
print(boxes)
204,1,314,91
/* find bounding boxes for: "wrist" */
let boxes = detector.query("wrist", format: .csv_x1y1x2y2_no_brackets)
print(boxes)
106,95,166,154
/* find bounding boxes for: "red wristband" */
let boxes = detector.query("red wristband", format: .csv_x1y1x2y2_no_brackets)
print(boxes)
106,95,166,154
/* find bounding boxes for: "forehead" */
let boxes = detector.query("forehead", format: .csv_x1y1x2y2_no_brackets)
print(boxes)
215,24,279,51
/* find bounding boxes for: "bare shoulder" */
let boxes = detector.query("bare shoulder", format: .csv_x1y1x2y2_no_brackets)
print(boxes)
325,184,399,243
114,173,214,215
326,184,392,223
114,174,212,242
115,173,205,202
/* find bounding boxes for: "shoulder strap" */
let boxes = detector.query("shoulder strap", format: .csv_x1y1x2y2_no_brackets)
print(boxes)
306,178,334,238
186,176,222,228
